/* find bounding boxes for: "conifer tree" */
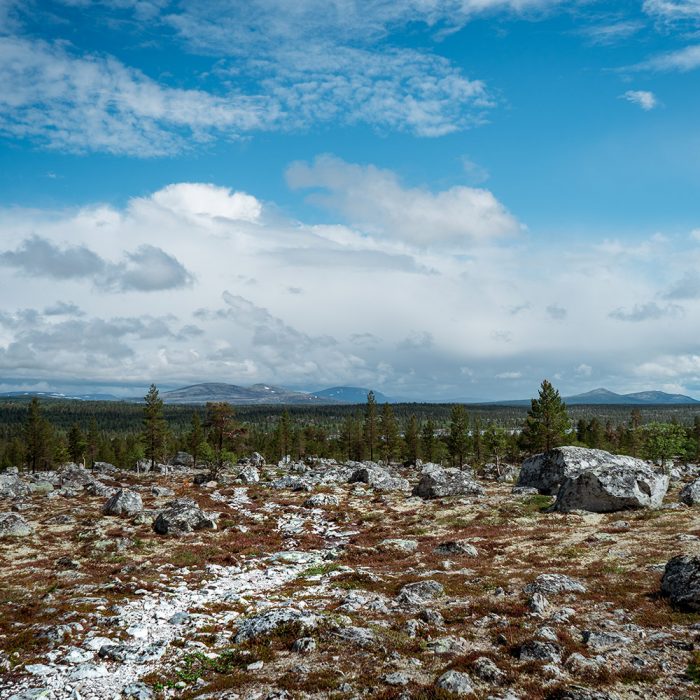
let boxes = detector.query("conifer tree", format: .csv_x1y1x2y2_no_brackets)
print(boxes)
142,384,167,469
187,412,204,468
205,401,236,472
379,403,399,464
86,418,99,469
67,422,86,464
421,418,436,463
404,414,420,464
363,391,378,461
24,398,52,472
448,404,470,468
277,409,291,460
520,379,570,454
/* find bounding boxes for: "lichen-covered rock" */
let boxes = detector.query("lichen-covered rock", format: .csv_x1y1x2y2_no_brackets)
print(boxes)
237,465,260,483
396,580,445,605
379,538,418,553
303,493,340,508
103,488,143,516
679,478,700,506
518,447,652,496
152,498,216,536
519,639,562,663
661,554,700,611
435,669,474,695
59,464,95,489
0,473,31,499
554,462,668,512
348,464,409,492
413,467,484,499
524,573,587,595
234,608,322,643
0,512,33,538
436,540,478,557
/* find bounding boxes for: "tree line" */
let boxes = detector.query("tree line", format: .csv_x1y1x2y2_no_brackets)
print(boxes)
3,381,700,472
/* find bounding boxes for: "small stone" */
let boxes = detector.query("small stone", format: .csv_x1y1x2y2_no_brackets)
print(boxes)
436,669,474,695
292,637,317,653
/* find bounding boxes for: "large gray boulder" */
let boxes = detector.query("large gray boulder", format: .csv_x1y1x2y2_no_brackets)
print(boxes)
234,608,322,643
413,467,484,499
679,478,700,506
0,512,33,538
518,447,651,495
348,463,409,492
103,489,143,516
59,464,95,489
152,498,216,536
0,473,31,500
661,555,700,610
553,462,668,513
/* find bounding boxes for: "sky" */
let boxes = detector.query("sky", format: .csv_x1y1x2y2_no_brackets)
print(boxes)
0,0,700,401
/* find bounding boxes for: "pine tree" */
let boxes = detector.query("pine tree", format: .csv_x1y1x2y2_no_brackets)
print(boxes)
205,401,236,472
520,379,570,454
448,404,470,468
142,384,167,469
472,416,483,466
379,403,400,464
483,423,508,473
86,418,99,469
277,410,291,460
421,418,436,463
404,414,420,465
67,423,87,464
24,398,52,472
363,391,378,461
187,412,204,468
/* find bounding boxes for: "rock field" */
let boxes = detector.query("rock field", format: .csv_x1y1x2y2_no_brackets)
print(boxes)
1,449,700,699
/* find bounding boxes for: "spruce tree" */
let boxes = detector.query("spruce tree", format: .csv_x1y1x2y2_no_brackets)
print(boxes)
379,403,399,464
187,412,204,468
404,414,420,465
448,404,470,468
205,401,236,473
363,391,378,461
86,418,99,469
67,423,86,464
520,379,570,454
24,398,52,472
142,384,167,469
421,418,436,463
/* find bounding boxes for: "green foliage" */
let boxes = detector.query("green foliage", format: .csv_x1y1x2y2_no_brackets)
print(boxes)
687,651,700,684
379,403,400,463
421,418,436,462
447,404,469,467
186,412,205,468
205,402,237,471
642,421,688,468
403,414,419,463
363,390,378,461
520,379,570,454
23,398,54,471
142,384,167,468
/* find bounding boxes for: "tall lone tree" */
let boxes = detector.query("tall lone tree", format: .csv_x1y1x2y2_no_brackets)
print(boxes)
520,379,570,454
142,384,167,470
363,391,378,461
379,403,400,464
448,404,470,468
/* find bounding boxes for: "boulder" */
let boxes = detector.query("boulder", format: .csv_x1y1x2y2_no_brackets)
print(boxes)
396,580,444,605
524,573,587,595
0,512,33,538
679,478,700,506
303,493,340,508
518,447,652,495
0,473,31,499
660,554,700,611
413,467,484,499
237,465,260,483
234,608,322,643
348,464,409,492
554,462,668,512
436,540,478,557
435,670,474,696
152,498,216,536
103,489,143,516
59,464,94,489
170,451,193,467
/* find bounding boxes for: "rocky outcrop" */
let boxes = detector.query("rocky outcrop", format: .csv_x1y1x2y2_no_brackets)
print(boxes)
661,554,700,611
524,573,587,595
102,489,143,517
554,462,668,512
234,608,322,643
348,463,409,492
303,493,340,508
413,466,484,499
0,473,32,500
152,498,216,536
679,478,700,506
0,512,33,538
518,447,652,495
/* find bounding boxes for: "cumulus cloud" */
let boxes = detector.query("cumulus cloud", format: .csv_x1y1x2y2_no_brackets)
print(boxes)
608,302,684,322
630,44,700,72
286,155,520,247
0,236,193,292
621,90,659,110
664,272,700,299
149,183,262,222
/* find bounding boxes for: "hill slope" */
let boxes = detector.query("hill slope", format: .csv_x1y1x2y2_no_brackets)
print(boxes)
160,383,334,405
313,386,391,404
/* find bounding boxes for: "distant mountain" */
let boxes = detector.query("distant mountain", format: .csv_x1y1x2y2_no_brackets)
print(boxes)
160,382,335,405
0,391,119,401
313,386,391,404
564,388,699,405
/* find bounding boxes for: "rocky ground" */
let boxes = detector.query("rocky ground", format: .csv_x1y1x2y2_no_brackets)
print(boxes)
1,452,700,700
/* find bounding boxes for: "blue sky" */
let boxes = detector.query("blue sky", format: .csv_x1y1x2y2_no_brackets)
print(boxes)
1,1,700,400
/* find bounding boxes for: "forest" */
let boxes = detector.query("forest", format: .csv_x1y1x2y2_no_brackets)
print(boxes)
1,381,699,472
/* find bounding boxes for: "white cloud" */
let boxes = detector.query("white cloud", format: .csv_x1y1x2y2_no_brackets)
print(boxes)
575,363,593,377
643,0,700,23
608,302,684,322
631,44,700,73
286,155,520,247
621,90,659,111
